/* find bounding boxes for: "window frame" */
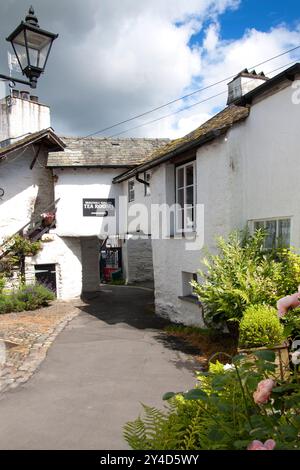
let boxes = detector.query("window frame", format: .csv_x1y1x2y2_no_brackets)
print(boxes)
175,160,196,233
144,171,151,197
128,180,135,203
250,217,291,249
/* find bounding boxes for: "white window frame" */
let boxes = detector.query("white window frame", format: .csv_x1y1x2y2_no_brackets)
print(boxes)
144,171,151,197
175,161,196,233
128,180,135,202
250,217,291,249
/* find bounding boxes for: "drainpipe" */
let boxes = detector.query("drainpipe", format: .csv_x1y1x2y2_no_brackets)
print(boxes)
135,173,149,187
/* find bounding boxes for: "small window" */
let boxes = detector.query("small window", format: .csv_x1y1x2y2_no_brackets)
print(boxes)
144,172,151,196
128,180,135,202
182,271,197,297
176,161,196,232
252,218,291,249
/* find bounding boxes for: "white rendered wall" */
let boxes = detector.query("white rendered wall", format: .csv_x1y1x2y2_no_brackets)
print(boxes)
28,235,82,300
150,78,300,326
54,168,124,237
0,96,50,142
0,148,54,242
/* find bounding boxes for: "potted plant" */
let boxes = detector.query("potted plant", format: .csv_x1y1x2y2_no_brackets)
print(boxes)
238,304,289,380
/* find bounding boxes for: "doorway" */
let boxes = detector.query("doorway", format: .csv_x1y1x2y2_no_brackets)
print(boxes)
35,264,57,295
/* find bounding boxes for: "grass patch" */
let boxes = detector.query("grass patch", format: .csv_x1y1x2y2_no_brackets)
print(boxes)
164,323,237,368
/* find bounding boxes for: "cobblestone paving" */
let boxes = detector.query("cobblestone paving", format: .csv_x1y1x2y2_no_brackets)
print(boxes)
0,300,82,393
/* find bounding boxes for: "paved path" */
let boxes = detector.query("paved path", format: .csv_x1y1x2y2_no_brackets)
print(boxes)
0,286,198,450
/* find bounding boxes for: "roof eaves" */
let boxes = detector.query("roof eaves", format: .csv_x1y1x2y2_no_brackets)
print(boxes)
0,128,66,160
113,127,227,184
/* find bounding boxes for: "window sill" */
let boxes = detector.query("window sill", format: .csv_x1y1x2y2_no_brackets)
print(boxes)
178,295,199,305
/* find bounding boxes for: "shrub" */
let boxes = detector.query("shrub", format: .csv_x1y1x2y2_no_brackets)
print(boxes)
0,284,54,314
0,275,5,293
124,354,300,450
191,229,300,327
239,304,285,349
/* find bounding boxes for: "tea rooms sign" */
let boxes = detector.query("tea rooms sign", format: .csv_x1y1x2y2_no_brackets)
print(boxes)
83,199,115,217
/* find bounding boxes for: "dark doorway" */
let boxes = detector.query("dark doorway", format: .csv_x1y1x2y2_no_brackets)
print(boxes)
35,264,57,295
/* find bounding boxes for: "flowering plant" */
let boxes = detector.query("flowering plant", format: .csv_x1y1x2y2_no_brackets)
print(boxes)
124,352,300,450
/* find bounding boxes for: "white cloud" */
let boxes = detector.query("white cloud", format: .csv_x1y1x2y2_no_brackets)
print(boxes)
1,1,300,140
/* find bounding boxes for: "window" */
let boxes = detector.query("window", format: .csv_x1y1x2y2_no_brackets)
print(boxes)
144,171,151,196
252,218,291,249
176,161,196,232
181,271,198,297
128,180,135,202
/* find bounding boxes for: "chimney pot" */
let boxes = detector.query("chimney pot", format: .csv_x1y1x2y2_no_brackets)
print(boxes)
20,91,30,100
30,95,39,103
11,89,19,98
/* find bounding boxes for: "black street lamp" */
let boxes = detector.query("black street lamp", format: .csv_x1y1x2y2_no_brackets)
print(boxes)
0,6,58,89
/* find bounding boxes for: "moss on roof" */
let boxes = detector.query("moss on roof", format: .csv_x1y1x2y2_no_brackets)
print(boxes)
113,104,250,183
144,104,250,163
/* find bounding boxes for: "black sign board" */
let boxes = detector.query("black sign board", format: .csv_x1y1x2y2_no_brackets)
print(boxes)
83,198,115,217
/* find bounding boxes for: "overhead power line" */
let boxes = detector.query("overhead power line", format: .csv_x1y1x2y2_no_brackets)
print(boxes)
83,45,300,138
106,59,299,138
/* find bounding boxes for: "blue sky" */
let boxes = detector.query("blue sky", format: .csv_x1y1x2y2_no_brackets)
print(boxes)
192,0,300,46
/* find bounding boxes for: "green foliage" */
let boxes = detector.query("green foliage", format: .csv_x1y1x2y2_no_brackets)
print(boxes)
9,235,42,257
0,235,42,277
191,229,300,327
0,284,55,314
282,307,300,340
238,304,285,349
165,324,212,336
124,355,300,450
0,275,5,293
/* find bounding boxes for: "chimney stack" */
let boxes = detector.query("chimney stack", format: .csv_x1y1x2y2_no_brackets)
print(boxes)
227,69,269,105
0,91,50,144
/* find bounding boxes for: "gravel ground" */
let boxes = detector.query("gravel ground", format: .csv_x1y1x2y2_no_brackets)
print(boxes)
0,300,82,392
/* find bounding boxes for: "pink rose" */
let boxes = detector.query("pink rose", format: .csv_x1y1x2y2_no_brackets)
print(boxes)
247,439,276,451
277,289,300,318
253,379,276,404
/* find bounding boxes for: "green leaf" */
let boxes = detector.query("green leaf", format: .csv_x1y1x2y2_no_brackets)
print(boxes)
253,350,276,362
162,392,176,401
183,389,208,401
207,427,225,442
232,354,246,364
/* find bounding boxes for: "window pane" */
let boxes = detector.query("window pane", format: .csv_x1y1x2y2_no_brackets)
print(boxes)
264,220,276,249
177,188,184,207
186,207,194,230
254,221,264,232
177,168,184,188
278,219,291,248
186,164,194,186
186,186,194,205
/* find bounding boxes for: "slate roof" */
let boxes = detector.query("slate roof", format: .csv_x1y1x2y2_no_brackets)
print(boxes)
47,137,170,168
0,128,65,160
113,104,250,183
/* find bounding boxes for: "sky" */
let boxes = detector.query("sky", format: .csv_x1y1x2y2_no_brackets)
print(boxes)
0,0,300,139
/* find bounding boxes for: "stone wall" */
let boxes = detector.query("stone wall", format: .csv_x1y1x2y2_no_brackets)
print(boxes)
81,236,100,292
122,236,154,284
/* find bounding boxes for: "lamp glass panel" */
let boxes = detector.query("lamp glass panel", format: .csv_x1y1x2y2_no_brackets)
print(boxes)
25,29,52,69
12,30,28,69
